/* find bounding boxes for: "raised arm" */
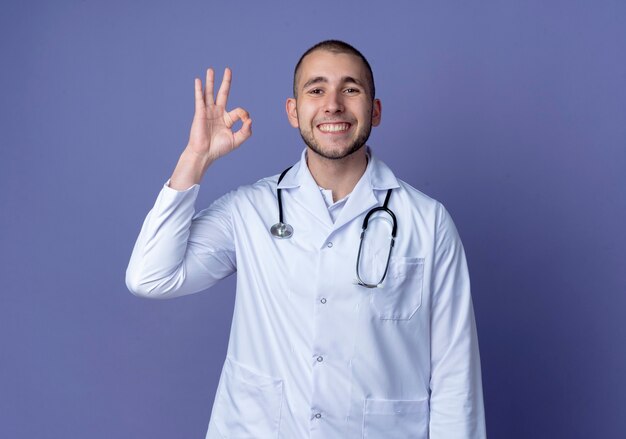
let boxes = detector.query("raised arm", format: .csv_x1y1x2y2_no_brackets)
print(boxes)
170,68,252,190
126,69,250,298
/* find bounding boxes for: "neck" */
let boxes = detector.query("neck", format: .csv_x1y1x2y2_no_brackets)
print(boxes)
306,147,368,202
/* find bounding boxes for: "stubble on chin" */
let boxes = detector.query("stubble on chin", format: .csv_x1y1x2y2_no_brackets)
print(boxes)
299,123,372,161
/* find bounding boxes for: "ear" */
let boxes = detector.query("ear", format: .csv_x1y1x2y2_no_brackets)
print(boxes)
371,98,382,127
286,98,299,128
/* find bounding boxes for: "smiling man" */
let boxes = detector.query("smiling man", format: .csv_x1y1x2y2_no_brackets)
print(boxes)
288,47,380,162
126,40,486,439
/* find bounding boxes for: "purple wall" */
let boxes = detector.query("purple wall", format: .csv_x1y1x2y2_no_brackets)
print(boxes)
1,1,624,437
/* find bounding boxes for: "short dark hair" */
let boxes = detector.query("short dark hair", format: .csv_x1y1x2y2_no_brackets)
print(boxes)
293,40,375,99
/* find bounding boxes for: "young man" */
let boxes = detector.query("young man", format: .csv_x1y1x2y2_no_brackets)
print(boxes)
126,40,486,439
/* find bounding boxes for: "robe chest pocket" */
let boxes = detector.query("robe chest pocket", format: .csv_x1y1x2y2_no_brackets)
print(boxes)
363,398,429,439
371,257,424,320
213,357,283,438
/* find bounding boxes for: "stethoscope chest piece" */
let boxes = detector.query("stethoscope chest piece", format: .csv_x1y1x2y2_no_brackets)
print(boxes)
270,222,293,239
271,166,295,240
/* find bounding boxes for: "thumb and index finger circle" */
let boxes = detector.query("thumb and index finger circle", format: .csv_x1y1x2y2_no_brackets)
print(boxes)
224,107,250,128
226,107,252,148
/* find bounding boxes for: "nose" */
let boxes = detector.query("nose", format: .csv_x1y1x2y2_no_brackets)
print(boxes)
323,90,344,113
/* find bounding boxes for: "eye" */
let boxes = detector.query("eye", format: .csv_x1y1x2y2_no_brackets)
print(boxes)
344,87,360,95
308,88,324,95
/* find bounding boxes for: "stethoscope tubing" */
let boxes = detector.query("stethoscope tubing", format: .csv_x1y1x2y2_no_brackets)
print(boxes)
355,188,396,288
276,166,293,226
271,166,397,288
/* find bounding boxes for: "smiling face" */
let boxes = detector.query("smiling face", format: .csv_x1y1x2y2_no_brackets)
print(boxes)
287,49,381,161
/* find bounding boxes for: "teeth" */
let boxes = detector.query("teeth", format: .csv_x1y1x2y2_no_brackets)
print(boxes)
319,123,350,133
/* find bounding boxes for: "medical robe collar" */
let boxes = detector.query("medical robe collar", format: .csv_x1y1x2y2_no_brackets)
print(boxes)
276,146,400,239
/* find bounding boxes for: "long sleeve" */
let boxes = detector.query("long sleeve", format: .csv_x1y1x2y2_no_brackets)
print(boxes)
125,181,236,299
429,203,486,438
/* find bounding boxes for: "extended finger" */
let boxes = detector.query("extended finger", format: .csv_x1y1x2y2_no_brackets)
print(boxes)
215,67,232,107
194,78,204,111
224,107,250,128
205,68,215,105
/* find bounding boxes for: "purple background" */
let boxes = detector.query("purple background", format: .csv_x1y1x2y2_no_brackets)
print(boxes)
1,1,625,437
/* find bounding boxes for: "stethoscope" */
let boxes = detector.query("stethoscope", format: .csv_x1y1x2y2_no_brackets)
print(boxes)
270,166,397,288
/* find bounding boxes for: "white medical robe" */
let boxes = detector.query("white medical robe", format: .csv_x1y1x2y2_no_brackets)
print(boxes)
126,148,486,438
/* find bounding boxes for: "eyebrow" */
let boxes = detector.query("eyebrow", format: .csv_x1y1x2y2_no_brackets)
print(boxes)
301,76,364,90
